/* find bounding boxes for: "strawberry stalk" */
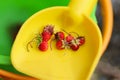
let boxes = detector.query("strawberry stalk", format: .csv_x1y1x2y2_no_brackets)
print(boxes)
26,35,42,52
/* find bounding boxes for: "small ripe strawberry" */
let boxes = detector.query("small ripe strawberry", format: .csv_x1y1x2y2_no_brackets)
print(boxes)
66,34,74,43
56,40,65,50
55,31,65,40
77,37,85,46
42,25,54,42
38,41,48,51
70,44,79,51
42,31,51,42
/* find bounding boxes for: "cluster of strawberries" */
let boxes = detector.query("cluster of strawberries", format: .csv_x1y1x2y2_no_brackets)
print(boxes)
27,25,85,52
55,31,85,51
37,25,54,51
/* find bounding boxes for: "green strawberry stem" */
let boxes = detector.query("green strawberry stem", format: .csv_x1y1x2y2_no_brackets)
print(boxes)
69,32,79,37
62,29,80,37
62,29,70,35
26,35,42,52
50,37,55,50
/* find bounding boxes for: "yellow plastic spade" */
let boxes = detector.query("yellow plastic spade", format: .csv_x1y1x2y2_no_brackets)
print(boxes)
11,0,102,80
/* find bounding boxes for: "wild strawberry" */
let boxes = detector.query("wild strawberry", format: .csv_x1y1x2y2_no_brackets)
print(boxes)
56,40,65,50
42,25,54,42
62,29,74,43
38,41,48,51
42,31,51,42
70,44,79,51
66,34,74,43
55,31,65,40
69,39,80,51
77,37,85,46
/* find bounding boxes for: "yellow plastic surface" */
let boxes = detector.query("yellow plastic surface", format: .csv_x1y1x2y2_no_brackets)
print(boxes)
69,0,98,16
11,7,102,80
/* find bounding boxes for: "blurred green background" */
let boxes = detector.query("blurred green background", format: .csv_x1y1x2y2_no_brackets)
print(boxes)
0,0,70,57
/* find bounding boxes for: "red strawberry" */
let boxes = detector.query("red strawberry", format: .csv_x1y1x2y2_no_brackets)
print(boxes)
56,40,65,50
38,41,48,51
42,31,51,42
70,44,79,51
77,37,85,46
66,34,74,43
55,31,65,40
42,25,54,42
